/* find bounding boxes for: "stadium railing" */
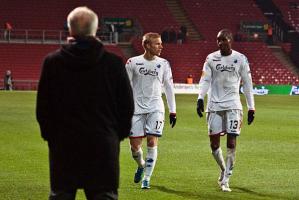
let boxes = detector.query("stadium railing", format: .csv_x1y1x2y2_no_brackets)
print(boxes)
0,27,142,44
0,79,38,90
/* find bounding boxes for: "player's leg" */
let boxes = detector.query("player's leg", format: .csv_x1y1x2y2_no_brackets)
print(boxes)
141,135,158,189
130,137,146,183
129,114,146,183
130,137,145,168
220,134,236,192
210,134,226,183
226,134,237,177
141,112,164,189
207,112,226,184
220,109,242,192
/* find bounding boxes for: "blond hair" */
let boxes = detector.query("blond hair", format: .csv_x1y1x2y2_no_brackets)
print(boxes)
142,32,161,48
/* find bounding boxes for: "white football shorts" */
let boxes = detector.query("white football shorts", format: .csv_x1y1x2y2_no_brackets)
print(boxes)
130,112,165,138
206,109,243,136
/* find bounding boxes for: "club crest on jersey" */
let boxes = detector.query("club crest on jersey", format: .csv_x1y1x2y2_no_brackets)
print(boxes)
139,67,158,76
216,64,235,72
156,64,161,68
234,59,238,63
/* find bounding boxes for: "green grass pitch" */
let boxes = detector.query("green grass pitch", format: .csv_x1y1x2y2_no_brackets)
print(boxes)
0,91,298,200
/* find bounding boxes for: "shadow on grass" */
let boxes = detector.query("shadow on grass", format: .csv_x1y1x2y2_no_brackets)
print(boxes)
153,185,202,199
233,187,287,200
152,185,288,200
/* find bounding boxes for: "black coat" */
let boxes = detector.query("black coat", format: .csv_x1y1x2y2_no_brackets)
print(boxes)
36,37,134,190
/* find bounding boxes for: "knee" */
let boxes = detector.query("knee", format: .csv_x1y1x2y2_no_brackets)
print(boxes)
130,144,142,152
131,146,139,152
210,144,220,151
227,135,236,149
147,140,156,147
147,136,158,147
130,138,143,152
227,141,236,149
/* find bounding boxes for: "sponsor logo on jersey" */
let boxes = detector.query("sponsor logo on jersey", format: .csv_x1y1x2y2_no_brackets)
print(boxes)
136,62,144,65
216,64,235,72
212,59,221,61
139,67,158,76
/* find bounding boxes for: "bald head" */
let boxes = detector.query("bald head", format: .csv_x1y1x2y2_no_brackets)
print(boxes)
67,7,98,37
217,29,233,41
216,29,233,56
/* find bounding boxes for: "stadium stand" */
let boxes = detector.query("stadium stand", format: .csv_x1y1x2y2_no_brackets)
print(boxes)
0,44,126,89
273,0,299,32
132,39,299,85
234,42,299,85
280,42,292,55
180,0,268,41
132,40,213,83
0,0,298,89
0,0,178,33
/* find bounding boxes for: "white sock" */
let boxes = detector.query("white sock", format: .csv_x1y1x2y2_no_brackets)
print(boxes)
212,147,226,172
143,146,158,181
225,148,236,176
131,148,145,168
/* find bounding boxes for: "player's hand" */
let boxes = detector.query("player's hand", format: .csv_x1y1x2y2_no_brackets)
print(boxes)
169,113,176,128
247,110,255,125
197,99,204,118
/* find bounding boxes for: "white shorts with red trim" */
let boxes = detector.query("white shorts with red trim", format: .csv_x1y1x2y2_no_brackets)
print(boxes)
206,109,243,136
129,112,165,138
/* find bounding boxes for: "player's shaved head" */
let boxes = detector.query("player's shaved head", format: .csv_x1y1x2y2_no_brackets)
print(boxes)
67,6,98,37
217,29,233,41
217,29,233,56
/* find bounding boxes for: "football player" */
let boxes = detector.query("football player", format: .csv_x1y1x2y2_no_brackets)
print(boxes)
125,32,177,189
197,29,255,192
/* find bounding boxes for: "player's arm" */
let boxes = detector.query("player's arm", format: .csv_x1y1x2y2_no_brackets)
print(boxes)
163,61,176,128
125,59,133,84
240,55,255,125
197,58,212,118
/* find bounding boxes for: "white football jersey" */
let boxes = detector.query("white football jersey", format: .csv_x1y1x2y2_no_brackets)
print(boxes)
198,50,255,111
126,55,176,114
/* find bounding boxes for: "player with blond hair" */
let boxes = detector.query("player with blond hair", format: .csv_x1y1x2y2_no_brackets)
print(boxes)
126,32,177,189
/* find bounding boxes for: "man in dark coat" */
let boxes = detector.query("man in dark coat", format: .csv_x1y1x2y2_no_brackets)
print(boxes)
36,7,134,200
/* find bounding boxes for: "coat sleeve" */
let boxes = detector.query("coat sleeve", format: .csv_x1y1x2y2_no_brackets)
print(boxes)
36,56,52,141
116,59,134,140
